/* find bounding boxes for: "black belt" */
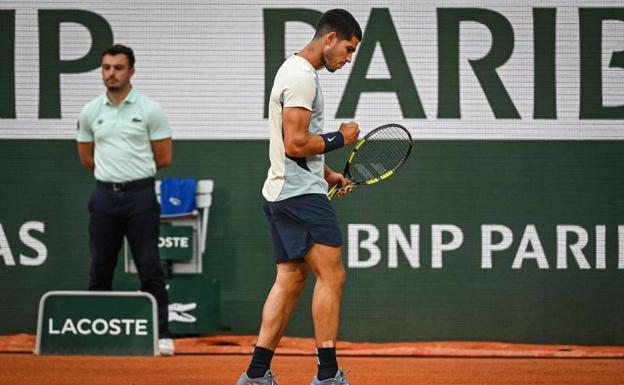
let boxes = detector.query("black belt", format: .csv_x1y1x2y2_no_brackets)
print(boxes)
96,177,155,192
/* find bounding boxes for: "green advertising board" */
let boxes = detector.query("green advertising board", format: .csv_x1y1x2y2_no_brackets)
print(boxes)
165,276,221,335
36,291,157,356
2,140,624,344
159,225,194,262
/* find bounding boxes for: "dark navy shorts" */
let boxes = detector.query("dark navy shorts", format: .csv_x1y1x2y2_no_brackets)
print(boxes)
263,193,343,263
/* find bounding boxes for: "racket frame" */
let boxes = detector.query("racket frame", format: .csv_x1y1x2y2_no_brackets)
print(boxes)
327,124,412,199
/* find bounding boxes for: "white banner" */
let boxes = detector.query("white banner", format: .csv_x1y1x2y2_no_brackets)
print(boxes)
0,1,623,139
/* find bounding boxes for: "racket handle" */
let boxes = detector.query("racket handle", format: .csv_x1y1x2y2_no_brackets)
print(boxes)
327,185,339,200
328,183,356,200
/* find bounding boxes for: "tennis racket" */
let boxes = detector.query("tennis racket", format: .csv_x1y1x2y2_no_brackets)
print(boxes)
327,123,413,199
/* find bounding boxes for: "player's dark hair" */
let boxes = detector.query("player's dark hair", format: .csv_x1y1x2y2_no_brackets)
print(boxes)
101,44,135,68
314,9,362,42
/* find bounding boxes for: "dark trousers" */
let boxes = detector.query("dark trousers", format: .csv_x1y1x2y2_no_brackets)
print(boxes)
88,178,170,338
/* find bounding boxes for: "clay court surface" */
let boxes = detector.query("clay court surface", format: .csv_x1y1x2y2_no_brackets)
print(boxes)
2,354,624,385
1,335,623,385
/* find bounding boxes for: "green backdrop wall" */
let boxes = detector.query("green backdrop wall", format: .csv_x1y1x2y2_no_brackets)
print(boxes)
1,139,622,344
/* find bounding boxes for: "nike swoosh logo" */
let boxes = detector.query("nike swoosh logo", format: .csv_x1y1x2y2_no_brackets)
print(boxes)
327,136,336,142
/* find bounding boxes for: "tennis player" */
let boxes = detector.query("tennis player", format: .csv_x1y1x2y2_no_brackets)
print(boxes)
235,8,362,385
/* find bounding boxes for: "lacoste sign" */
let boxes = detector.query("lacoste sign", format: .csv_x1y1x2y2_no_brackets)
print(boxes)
47,318,149,336
36,291,157,356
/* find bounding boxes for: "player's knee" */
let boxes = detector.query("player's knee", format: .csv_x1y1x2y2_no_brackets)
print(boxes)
334,267,346,289
319,266,345,290
282,280,306,297
277,271,307,295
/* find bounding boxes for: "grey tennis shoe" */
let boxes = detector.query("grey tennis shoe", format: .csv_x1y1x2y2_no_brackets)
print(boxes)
310,369,352,385
236,370,280,385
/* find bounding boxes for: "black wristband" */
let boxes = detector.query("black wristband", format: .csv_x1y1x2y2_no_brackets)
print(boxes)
320,131,345,153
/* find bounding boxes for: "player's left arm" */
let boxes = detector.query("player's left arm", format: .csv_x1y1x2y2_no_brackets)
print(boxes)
324,164,351,197
151,138,172,169
147,102,173,169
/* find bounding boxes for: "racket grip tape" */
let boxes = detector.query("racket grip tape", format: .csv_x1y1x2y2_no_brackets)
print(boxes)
327,185,339,199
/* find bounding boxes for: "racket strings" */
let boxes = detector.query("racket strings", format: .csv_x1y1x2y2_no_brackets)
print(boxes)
349,125,412,183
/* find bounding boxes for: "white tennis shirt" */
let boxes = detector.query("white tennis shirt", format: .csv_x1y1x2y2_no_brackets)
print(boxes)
262,55,328,202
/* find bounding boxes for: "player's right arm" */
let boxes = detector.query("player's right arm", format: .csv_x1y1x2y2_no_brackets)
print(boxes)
76,104,95,172
282,107,320,157
77,142,95,171
280,67,359,157
282,108,359,157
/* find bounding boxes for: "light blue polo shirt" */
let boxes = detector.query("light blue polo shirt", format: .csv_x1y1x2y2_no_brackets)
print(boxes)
77,88,171,183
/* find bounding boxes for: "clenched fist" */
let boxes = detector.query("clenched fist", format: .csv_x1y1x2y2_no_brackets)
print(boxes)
339,121,360,145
